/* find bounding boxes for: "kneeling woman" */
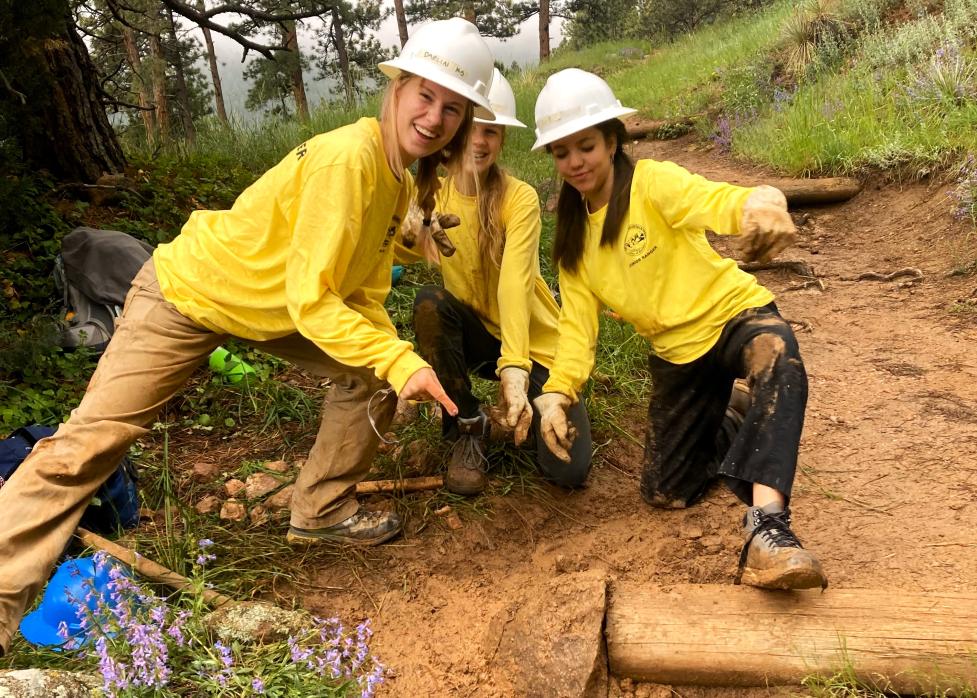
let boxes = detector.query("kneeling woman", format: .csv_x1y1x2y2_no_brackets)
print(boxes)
410,69,592,495
531,69,826,590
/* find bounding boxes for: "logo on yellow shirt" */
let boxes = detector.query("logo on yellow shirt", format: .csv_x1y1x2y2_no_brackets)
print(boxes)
624,224,648,257
379,215,402,253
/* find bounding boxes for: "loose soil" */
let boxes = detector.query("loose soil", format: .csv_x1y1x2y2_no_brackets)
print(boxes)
175,136,977,696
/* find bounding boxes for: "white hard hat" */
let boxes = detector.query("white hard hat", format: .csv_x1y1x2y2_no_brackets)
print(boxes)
474,69,526,128
379,18,496,120
531,68,637,151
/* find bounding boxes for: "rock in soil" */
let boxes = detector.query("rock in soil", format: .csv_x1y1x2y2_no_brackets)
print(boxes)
0,669,99,697
265,484,294,511
220,499,247,522
483,570,608,697
245,472,283,499
224,478,246,498
264,459,290,473
191,461,221,482
195,495,220,515
204,601,311,645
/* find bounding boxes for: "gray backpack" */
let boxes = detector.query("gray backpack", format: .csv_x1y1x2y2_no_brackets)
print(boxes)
54,227,153,354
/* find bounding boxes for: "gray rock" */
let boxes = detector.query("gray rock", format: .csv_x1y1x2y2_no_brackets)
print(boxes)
204,601,311,645
0,669,99,697
483,570,609,697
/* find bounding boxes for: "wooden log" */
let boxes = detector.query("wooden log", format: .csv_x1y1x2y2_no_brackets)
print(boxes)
607,583,977,694
768,177,862,206
76,527,234,607
625,117,694,140
355,475,443,494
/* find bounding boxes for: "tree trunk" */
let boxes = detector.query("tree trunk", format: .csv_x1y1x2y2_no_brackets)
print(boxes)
282,19,310,121
121,26,157,145
539,0,550,61
165,8,196,144
461,1,476,24
16,17,125,182
330,8,355,108
394,0,409,47
147,32,170,141
607,583,977,695
196,0,228,123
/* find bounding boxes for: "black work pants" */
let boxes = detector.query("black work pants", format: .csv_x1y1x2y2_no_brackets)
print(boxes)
641,303,807,508
412,286,592,487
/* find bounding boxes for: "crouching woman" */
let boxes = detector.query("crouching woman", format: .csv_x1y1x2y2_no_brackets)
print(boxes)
531,69,826,591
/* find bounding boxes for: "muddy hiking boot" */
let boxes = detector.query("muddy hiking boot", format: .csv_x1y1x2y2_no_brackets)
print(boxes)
287,509,402,547
728,379,751,423
736,503,827,590
445,411,490,496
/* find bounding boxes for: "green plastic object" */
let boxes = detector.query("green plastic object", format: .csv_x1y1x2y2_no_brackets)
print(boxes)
209,347,257,383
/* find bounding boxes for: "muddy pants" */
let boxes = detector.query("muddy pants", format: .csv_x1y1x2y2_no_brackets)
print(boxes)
641,303,806,508
0,260,395,655
412,286,592,487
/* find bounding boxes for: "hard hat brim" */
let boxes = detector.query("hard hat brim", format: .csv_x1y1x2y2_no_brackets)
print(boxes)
474,114,526,128
379,59,496,121
531,105,637,151
20,608,70,648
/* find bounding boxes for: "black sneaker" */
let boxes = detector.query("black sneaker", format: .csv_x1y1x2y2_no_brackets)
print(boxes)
287,509,402,547
444,412,490,496
736,504,827,590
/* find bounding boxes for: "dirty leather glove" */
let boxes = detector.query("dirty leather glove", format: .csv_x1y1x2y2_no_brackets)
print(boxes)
401,202,461,258
498,367,532,446
735,185,796,263
533,392,576,463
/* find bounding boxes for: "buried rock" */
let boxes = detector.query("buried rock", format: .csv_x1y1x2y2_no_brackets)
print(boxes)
0,669,100,697
483,570,609,697
204,600,312,645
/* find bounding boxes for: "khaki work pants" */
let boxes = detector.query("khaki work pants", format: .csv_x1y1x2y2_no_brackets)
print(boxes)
0,260,396,654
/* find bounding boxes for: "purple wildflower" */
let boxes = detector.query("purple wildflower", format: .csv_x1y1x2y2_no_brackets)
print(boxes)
252,676,266,693
288,635,314,663
95,635,129,696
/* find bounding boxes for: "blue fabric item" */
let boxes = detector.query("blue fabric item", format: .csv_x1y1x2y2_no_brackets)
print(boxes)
0,426,139,533
392,265,405,285
20,556,130,648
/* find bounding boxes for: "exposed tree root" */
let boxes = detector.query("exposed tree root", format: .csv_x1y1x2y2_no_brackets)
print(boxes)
739,260,817,278
840,267,923,283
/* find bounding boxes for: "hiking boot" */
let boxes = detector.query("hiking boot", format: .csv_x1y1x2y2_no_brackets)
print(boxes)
287,509,402,547
445,412,490,496
736,503,827,590
726,379,751,426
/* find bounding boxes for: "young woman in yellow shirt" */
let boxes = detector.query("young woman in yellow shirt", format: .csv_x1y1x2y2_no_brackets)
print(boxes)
531,69,826,591
0,18,498,658
410,70,592,495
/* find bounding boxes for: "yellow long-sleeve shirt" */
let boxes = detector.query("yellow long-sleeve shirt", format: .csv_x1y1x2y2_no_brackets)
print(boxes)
543,159,775,402
435,175,561,373
154,117,429,393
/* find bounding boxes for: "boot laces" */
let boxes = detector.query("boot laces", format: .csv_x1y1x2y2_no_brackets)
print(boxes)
734,508,802,584
450,434,490,473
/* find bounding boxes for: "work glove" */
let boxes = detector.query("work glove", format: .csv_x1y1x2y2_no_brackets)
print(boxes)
533,392,576,463
401,202,461,258
498,367,532,446
734,185,796,263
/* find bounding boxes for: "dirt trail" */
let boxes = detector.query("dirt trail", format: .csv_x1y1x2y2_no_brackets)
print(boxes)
289,137,977,696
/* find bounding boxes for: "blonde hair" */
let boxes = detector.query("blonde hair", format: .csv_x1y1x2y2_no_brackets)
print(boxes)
379,73,475,223
447,128,509,269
